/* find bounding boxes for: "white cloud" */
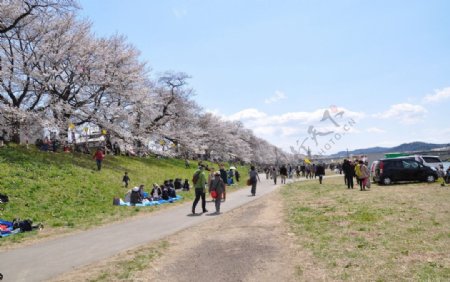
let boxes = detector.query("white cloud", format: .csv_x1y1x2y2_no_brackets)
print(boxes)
173,8,187,19
424,87,450,103
252,126,277,136
373,103,427,124
280,126,302,137
227,108,267,121
226,106,364,129
366,127,386,133
264,90,287,104
205,108,221,115
222,106,365,154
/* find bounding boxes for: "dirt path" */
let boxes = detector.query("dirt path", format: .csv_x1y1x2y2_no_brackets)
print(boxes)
53,187,329,282
142,191,296,282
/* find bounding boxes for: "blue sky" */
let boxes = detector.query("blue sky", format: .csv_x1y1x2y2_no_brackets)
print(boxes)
78,0,450,155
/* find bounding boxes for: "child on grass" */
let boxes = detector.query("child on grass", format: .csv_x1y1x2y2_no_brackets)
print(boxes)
122,172,130,188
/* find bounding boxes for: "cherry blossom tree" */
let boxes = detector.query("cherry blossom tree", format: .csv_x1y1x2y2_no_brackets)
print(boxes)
0,0,77,34
0,1,291,163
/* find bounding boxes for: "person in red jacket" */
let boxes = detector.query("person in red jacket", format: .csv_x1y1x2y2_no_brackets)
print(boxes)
93,147,105,171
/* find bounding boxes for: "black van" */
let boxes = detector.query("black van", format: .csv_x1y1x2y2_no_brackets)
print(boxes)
372,158,438,185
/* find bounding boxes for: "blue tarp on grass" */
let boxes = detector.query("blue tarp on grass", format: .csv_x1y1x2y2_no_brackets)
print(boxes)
119,195,182,207
0,220,16,238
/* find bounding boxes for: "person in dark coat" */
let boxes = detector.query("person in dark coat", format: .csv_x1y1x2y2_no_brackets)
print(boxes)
219,164,228,201
122,172,130,188
249,166,261,196
182,179,190,191
279,165,288,184
342,159,354,189
316,163,326,184
234,169,240,182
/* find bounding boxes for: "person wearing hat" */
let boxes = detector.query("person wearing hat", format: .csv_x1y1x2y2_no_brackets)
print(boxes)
192,165,208,214
130,185,143,206
209,171,226,214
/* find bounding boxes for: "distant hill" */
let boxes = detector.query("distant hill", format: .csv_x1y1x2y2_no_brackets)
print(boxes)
332,142,450,157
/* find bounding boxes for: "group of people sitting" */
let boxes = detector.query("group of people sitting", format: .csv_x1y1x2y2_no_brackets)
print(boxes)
124,179,190,205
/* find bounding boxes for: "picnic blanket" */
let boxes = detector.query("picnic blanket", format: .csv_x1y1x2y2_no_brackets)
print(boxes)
0,220,20,238
119,195,183,207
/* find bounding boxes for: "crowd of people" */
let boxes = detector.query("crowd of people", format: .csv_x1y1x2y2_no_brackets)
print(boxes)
191,162,242,215
263,163,328,184
342,159,370,191
122,178,190,206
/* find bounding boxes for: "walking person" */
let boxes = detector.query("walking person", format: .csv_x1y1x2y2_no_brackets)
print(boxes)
209,171,225,214
436,165,446,187
207,166,216,201
342,159,354,189
279,165,288,184
219,164,228,201
93,147,105,171
316,163,325,184
234,169,240,182
270,167,278,184
265,167,270,179
305,164,312,179
192,165,208,214
249,166,261,196
356,160,370,191
122,172,130,188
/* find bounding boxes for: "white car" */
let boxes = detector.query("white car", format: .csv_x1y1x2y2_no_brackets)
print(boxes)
399,155,443,170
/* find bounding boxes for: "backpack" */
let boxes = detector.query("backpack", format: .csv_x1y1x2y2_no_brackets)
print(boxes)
13,219,33,232
192,171,200,185
355,164,361,178
0,193,8,203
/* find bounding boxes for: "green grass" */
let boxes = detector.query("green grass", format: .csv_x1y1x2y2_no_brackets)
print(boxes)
282,177,450,281
89,241,169,282
0,144,247,246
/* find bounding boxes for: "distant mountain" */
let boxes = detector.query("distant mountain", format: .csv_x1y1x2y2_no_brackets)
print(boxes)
331,142,450,157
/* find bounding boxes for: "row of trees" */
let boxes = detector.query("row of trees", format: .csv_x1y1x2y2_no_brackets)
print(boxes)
0,0,292,164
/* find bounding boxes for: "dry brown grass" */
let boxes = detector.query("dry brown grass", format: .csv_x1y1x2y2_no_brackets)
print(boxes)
282,177,450,281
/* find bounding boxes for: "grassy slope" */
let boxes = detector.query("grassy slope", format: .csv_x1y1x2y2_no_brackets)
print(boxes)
0,145,246,245
282,177,450,281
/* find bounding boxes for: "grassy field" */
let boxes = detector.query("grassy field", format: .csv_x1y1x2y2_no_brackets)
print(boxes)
0,144,247,246
282,176,450,281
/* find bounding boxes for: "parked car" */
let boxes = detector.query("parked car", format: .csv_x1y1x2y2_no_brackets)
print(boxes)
398,155,443,170
372,158,438,185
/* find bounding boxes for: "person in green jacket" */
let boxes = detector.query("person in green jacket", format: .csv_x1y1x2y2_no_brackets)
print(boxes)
192,165,208,214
